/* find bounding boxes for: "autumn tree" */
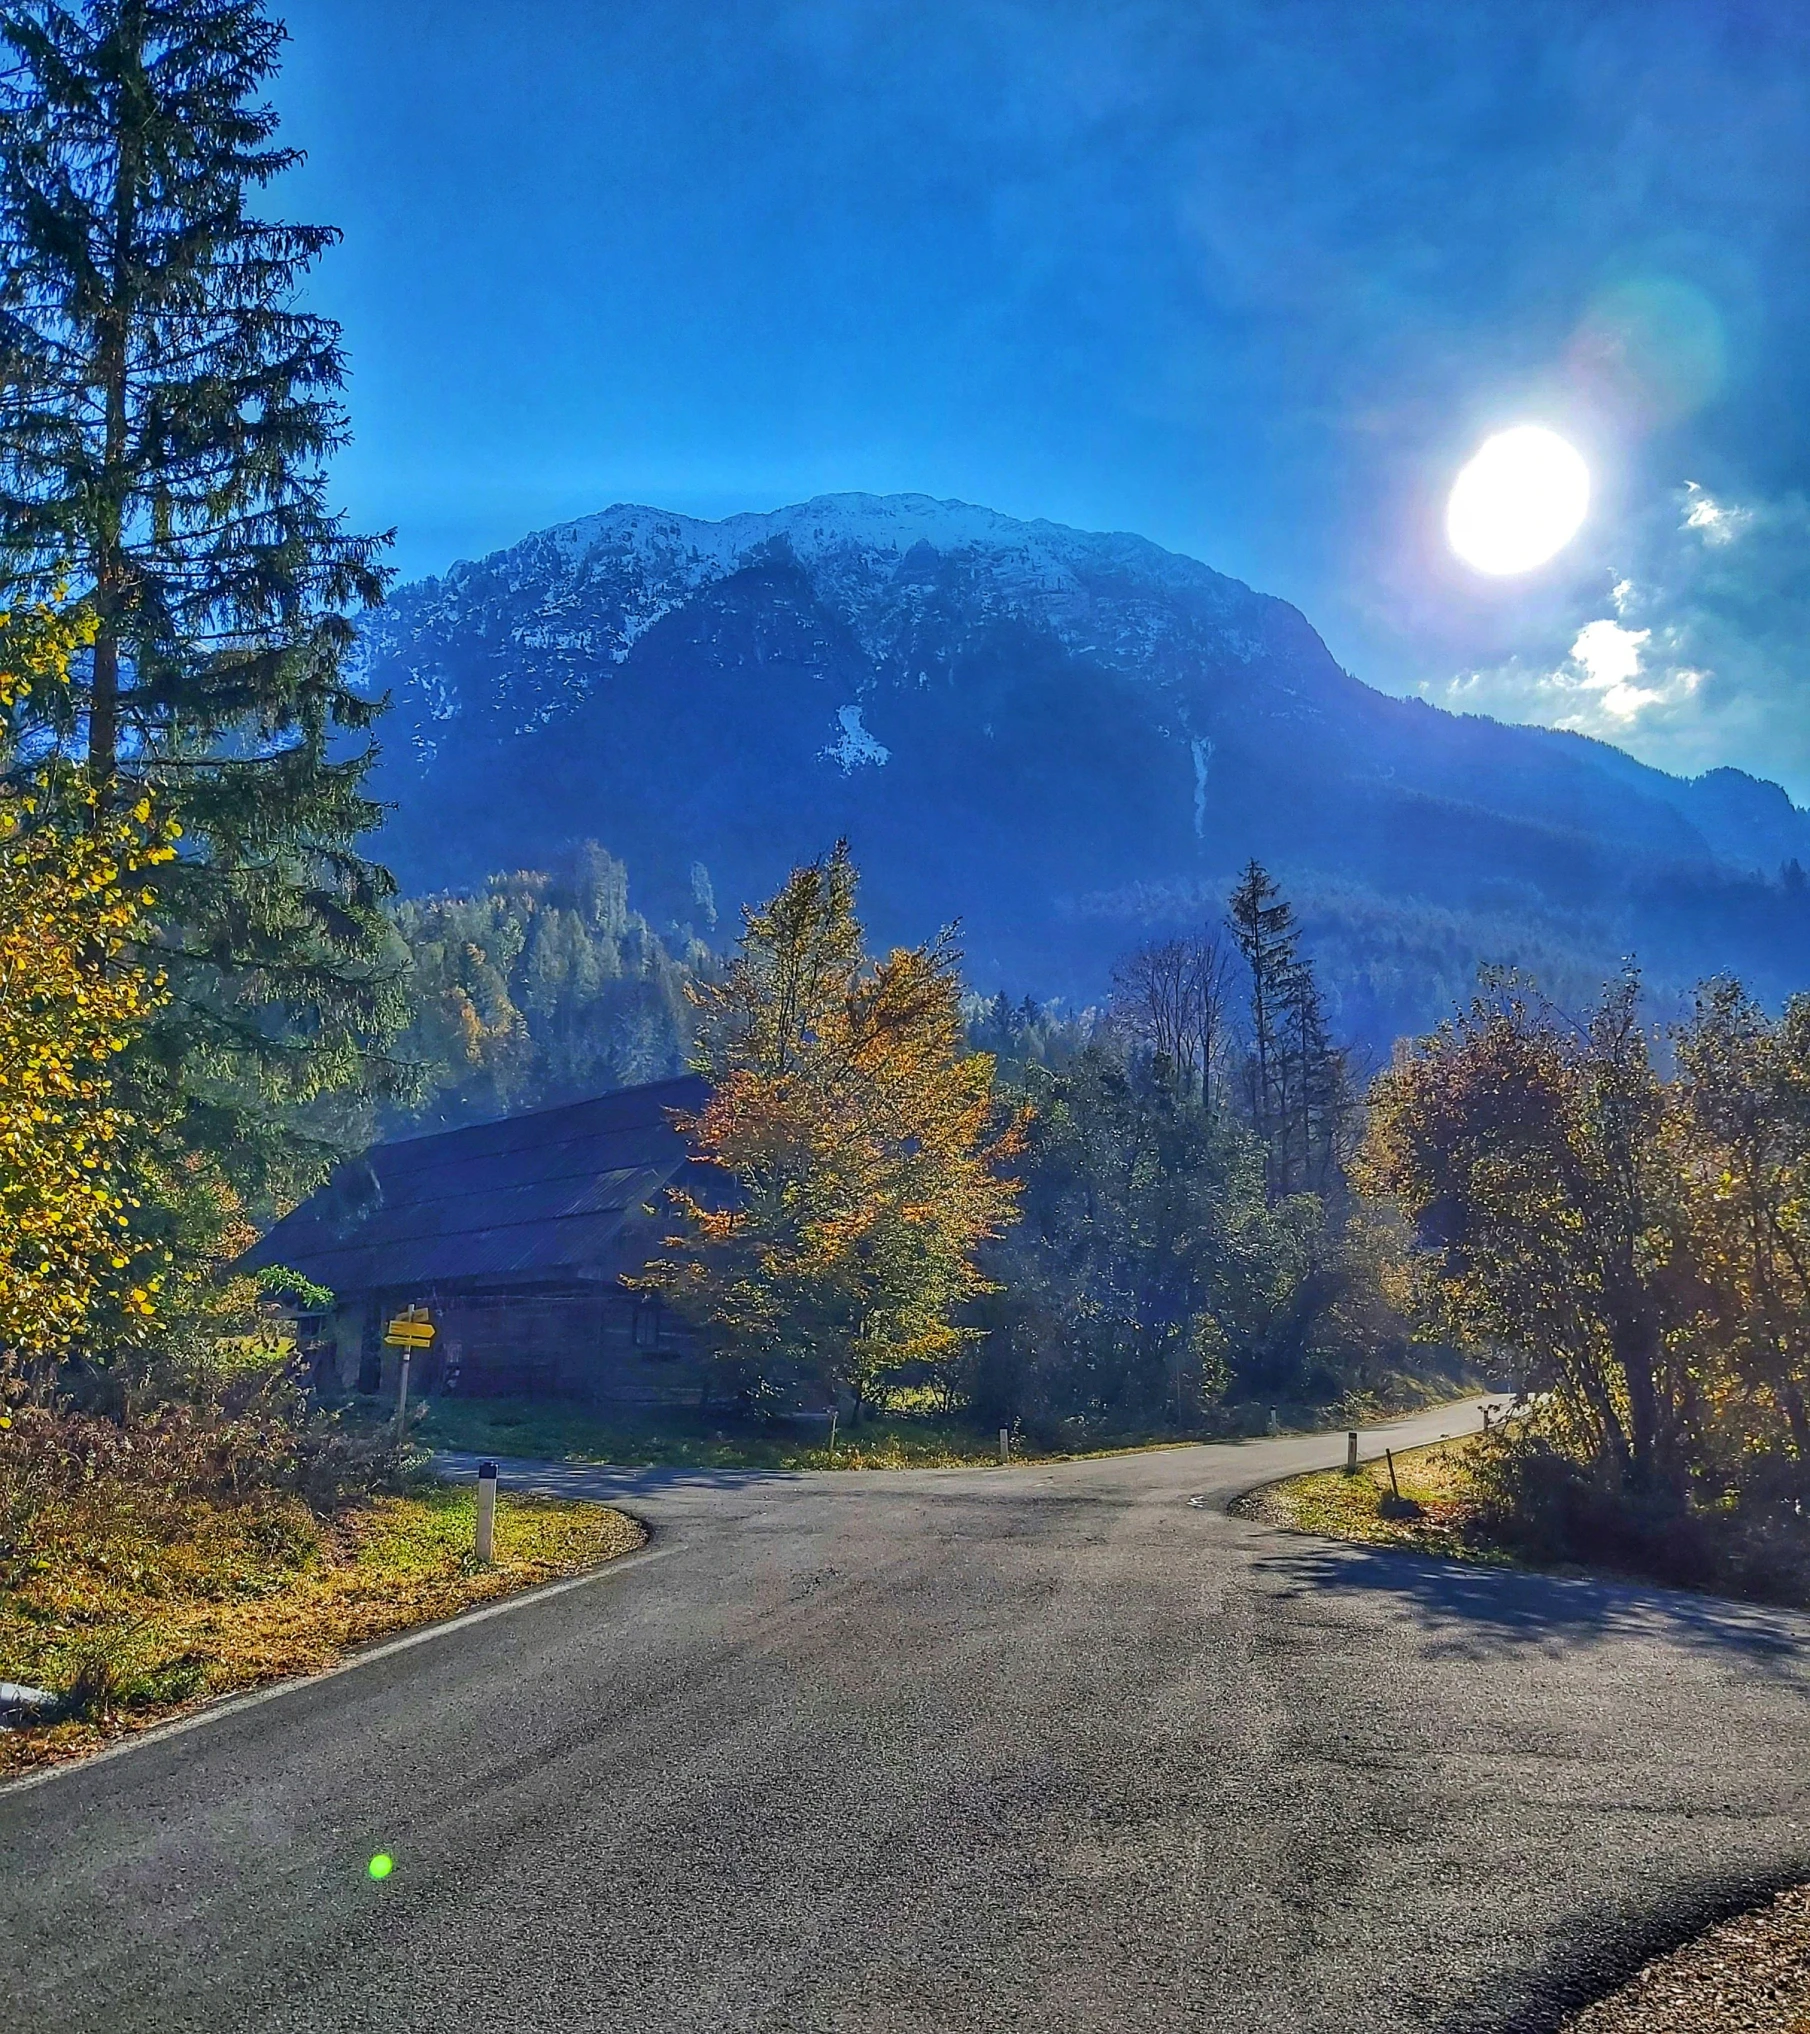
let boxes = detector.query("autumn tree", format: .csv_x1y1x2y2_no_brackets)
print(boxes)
0,601,173,1364
647,844,1025,1416
1673,979,1810,1473
1362,973,1699,1499
0,0,402,1191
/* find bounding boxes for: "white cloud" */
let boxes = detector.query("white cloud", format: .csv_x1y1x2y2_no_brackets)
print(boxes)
1570,617,1646,689
1419,485,1810,796
1681,482,1751,546
1427,612,1698,742
1567,618,1660,720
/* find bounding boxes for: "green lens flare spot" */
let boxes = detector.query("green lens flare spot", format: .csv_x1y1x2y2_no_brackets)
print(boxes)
367,1853,393,1880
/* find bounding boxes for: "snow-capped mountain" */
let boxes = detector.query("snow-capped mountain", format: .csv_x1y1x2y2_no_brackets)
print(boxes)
360,493,1317,752
359,493,1810,1030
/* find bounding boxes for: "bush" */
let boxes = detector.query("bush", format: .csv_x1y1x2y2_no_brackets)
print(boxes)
1464,1420,1810,1604
0,1390,411,1575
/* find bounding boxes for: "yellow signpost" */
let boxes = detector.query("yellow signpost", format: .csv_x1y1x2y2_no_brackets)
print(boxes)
384,1305,436,1351
383,1307,434,1435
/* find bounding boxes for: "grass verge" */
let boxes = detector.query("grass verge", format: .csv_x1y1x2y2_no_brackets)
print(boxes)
411,1377,1489,1474
0,1480,643,1780
413,1397,1040,1470
1238,1431,1810,1610
1235,1434,1507,1562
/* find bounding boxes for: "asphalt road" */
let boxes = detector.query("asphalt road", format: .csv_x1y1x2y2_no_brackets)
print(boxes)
4,1401,1807,2033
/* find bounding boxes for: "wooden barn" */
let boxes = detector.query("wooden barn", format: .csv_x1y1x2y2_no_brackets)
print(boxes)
242,1076,718,1408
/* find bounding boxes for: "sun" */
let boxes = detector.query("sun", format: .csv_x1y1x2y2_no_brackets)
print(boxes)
1446,425,1590,576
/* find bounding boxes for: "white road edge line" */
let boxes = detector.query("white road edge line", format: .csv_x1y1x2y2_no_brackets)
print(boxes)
0,1537,670,1802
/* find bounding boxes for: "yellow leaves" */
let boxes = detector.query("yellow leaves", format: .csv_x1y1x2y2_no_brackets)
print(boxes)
0,594,94,711
0,763,168,1360
650,849,1023,1395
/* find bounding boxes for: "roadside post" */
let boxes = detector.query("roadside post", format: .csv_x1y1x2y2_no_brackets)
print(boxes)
1385,1447,1402,1499
383,1306,436,1440
1346,1430,1359,1475
475,1460,498,1563
828,1409,838,1456
998,1427,1010,1465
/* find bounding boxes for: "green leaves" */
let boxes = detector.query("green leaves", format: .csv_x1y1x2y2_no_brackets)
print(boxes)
0,0,400,1187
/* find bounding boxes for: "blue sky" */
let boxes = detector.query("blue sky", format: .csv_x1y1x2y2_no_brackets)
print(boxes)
278,1,1810,794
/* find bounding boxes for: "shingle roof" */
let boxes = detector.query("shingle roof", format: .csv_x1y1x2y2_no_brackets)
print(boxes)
239,1075,710,1301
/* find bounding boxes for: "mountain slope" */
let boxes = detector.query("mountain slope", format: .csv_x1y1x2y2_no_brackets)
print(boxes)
357,493,1810,1033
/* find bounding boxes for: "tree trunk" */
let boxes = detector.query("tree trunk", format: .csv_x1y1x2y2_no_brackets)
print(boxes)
1611,1306,1676,1501
88,14,144,804
1778,1378,1810,1466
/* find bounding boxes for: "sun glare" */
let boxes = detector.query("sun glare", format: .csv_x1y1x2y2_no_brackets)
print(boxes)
1446,425,1590,576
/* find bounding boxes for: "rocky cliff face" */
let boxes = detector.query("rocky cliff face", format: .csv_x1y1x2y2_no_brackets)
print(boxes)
357,493,1810,1027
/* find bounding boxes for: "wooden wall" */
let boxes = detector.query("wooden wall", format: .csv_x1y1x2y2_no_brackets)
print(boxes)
326,1283,712,1409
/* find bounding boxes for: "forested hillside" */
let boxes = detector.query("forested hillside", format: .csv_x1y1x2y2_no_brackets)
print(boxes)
356,493,1810,1046
387,843,700,1133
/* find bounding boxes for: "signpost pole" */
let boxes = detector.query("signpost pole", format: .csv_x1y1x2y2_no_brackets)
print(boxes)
383,1308,435,1442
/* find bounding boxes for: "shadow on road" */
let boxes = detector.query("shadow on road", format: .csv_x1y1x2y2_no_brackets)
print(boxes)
1256,1539,1810,1681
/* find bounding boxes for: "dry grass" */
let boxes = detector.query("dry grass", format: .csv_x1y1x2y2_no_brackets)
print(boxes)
1235,1434,1505,1560
1238,1427,1810,1611
0,1479,644,1779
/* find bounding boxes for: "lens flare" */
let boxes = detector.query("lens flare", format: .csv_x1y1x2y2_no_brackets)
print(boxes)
368,1853,394,1880
1446,425,1590,576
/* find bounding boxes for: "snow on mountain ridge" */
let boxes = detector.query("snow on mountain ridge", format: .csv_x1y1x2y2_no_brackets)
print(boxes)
357,493,1282,738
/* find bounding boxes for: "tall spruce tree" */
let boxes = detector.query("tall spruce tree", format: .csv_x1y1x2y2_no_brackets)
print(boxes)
1227,860,1298,1196
0,0,400,1191
1279,957,1345,1197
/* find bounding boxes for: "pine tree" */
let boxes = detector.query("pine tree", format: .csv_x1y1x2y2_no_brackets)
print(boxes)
1279,957,1346,1197
1227,860,1299,1195
0,1,400,1189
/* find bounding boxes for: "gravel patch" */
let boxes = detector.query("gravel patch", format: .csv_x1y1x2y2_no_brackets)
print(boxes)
1562,1885,1810,2032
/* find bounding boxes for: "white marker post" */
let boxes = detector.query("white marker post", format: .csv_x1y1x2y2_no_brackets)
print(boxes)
999,1427,1010,1465
1346,1430,1359,1476
475,1460,498,1564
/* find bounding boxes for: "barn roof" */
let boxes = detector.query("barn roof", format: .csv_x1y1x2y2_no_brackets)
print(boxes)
240,1075,710,1302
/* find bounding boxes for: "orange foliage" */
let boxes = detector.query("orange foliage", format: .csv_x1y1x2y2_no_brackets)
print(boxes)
648,844,1025,1407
